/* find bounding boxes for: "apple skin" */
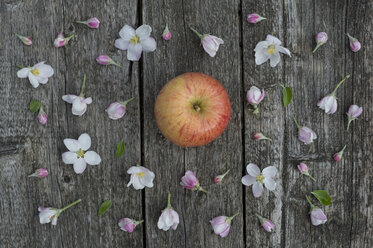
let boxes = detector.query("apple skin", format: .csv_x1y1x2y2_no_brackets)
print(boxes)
154,72,231,147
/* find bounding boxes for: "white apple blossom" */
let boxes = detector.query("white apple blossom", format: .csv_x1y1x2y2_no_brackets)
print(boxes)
62,75,92,116
115,24,156,61
127,164,155,190
17,61,54,88
62,133,101,174
157,193,179,231
254,35,291,67
241,163,277,198
38,199,81,226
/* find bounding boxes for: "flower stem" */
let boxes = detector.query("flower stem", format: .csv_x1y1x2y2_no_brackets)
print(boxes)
16,65,25,69
293,117,301,129
340,144,347,153
167,192,171,208
222,169,230,177
253,107,259,115
110,59,122,68
229,212,240,221
198,186,209,194
305,195,314,208
135,219,144,225
121,97,135,106
346,33,355,41
347,119,352,131
254,213,264,223
76,20,87,24
28,173,37,177
312,43,323,53
332,74,350,94
65,34,75,43
79,74,87,97
61,199,81,212
189,27,203,38
307,174,316,181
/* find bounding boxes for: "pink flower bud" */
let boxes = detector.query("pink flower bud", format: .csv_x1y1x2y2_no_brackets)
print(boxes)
28,168,48,178
347,105,362,130
253,132,272,141
313,32,328,53
162,24,172,40
180,170,198,189
15,33,32,46
37,108,48,125
298,126,317,145
190,27,224,57
306,196,327,226
214,169,230,184
334,145,346,162
255,213,274,232
346,33,361,52
118,218,143,233
297,162,316,181
317,95,337,114
247,13,266,24
54,32,74,48
76,18,100,29
96,55,121,67
210,213,239,238
105,97,134,120
246,86,265,114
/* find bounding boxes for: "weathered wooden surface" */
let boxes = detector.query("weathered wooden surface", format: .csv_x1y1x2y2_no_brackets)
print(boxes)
1,0,372,247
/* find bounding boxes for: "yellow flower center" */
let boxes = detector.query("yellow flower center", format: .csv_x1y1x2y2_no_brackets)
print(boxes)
256,174,264,183
76,149,85,158
137,172,145,178
267,45,276,55
31,68,40,76
130,35,139,44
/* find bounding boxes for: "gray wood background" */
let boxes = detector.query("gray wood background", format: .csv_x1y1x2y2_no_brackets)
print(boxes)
0,0,372,247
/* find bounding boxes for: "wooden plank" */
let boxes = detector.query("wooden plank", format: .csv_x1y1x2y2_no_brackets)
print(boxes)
142,0,243,247
0,1,142,247
242,1,285,247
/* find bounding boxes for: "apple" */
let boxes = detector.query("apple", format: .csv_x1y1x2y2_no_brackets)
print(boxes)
154,72,231,147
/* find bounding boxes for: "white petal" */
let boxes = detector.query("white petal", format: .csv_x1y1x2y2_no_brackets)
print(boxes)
254,41,269,51
73,158,87,174
84,151,101,165
262,166,277,178
241,175,256,186
129,175,145,190
127,166,142,174
51,216,58,225
246,163,260,177
33,61,45,68
36,64,54,77
255,50,270,65
140,37,156,52
278,46,291,57
17,68,30,78
84,97,92,104
157,215,167,230
62,151,77,164
140,171,155,188
136,24,152,40
115,38,130,50
252,182,264,197
72,97,87,116
78,133,91,150
266,35,282,45
119,25,136,41
270,53,281,67
263,178,276,191
62,95,78,104
63,138,81,152
127,43,143,61
37,77,49,84
28,73,39,88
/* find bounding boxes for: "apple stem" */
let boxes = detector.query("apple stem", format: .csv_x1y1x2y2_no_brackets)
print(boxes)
193,104,201,112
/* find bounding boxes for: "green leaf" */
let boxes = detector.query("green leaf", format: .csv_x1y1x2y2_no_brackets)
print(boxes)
311,190,332,206
280,84,293,107
115,141,125,158
98,200,112,216
29,100,42,112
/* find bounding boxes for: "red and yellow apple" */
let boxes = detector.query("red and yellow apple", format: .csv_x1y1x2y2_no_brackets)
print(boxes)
154,72,231,147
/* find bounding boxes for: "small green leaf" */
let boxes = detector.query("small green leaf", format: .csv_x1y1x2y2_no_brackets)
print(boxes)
98,200,112,216
311,190,332,206
280,84,293,107
115,141,125,158
29,100,42,112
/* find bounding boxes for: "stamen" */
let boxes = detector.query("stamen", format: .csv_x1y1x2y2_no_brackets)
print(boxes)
137,172,145,178
31,69,40,76
267,45,275,55
130,35,139,44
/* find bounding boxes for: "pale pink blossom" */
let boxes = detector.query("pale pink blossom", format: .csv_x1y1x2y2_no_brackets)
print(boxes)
39,199,81,226
118,218,144,233
105,97,134,120
157,193,179,231
54,32,74,48
293,118,317,145
15,33,32,45
210,212,239,238
247,13,266,23
246,86,265,114
317,75,350,114
297,162,316,181
255,213,274,232
214,169,230,184
346,33,361,52
28,168,48,178
76,17,100,29
190,27,224,57
313,32,328,53
306,196,327,226
37,108,48,125
347,105,363,130
17,61,54,88
334,145,346,162
62,75,92,116
162,24,172,40
241,163,277,198
127,164,155,190
180,170,208,193
96,55,121,67
253,132,272,141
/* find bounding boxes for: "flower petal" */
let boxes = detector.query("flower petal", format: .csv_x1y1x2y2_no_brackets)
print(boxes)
127,166,142,174
28,73,40,88
72,97,88,116
114,38,130,50
262,166,277,178
36,64,54,77
62,151,77,164
241,175,256,186
128,174,144,190
263,177,276,191
73,158,87,174
37,76,49,84
266,35,282,45
246,163,260,177
254,41,269,52
119,25,136,41
278,46,291,57
17,68,30,78
270,53,281,67
255,50,270,65
136,24,152,40
84,151,101,165
62,95,78,104
63,138,81,152
84,97,93,104
78,133,91,150
252,182,264,197
127,43,143,61
219,225,231,238
140,37,156,52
